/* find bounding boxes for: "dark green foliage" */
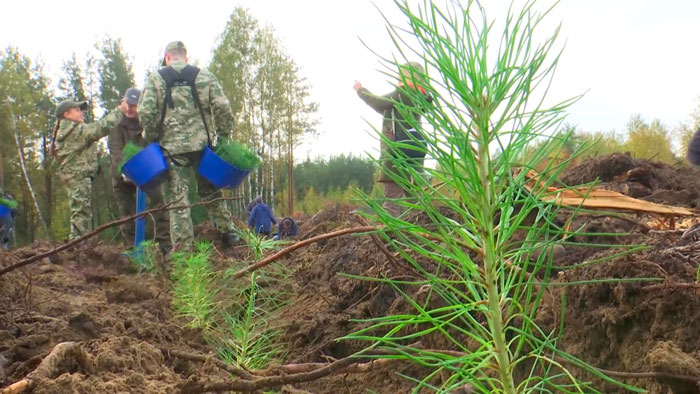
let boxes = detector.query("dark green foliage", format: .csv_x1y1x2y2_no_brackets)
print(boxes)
96,37,135,110
215,141,261,171
118,142,143,173
290,154,376,199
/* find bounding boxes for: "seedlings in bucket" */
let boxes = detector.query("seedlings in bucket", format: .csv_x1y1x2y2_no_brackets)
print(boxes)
0,197,17,210
118,142,144,173
214,141,261,171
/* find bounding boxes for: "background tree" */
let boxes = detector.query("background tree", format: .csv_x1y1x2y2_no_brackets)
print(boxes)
210,7,318,217
0,47,58,241
623,114,675,163
96,37,135,111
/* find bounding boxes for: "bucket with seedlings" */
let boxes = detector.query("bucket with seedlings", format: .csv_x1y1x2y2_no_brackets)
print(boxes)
0,197,16,220
120,142,169,191
198,141,261,189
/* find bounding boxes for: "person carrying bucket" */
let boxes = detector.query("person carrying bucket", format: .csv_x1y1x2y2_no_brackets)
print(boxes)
51,99,127,240
108,88,170,250
138,41,238,252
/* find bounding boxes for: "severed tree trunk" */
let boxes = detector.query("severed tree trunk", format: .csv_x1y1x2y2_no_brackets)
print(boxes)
288,129,294,215
12,112,50,238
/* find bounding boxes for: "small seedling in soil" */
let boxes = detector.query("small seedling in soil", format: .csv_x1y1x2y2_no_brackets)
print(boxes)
125,240,158,273
170,241,217,330
213,270,287,370
343,1,644,393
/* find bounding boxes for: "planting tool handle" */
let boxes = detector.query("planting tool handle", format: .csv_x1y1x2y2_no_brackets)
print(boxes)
134,187,146,248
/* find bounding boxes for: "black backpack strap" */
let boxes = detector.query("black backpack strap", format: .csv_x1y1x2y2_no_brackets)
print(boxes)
155,65,211,145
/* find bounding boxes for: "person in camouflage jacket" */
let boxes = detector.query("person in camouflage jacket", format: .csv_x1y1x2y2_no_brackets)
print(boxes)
353,62,430,216
52,99,127,239
108,88,170,247
138,41,236,251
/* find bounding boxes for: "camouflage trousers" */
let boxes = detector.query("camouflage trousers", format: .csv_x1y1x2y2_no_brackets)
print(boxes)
113,176,170,247
63,175,93,240
165,152,234,251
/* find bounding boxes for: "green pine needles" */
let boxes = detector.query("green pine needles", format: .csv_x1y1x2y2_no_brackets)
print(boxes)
118,142,144,173
168,240,289,371
215,269,289,370
0,197,17,210
344,0,642,393
215,140,262,171
126,240,158,273
171,241,217,330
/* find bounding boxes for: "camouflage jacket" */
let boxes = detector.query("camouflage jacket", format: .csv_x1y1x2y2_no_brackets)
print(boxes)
55,109,124,179
107,116,144,179
139,60,234,155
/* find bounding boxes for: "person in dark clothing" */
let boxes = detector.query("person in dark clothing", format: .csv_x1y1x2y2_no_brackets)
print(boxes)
0,192,17,250
354,61,431,216
108,88,170,248
687,126,700,165
247,200,277,237
273,217,298,240
246,195,263,220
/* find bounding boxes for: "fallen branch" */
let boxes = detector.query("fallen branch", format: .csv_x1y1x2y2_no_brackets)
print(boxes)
1,342,93,394
230,226,376,279
160,347,254,380
0,196,242,277
177,356,359,393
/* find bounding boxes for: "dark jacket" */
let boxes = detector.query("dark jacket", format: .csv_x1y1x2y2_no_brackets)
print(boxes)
357,84,430,181
277,217,299,239
248,203,277,234
687,127,700,165
108,116,144,181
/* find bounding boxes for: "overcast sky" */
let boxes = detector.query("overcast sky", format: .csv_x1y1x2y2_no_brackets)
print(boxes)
2,0,699,159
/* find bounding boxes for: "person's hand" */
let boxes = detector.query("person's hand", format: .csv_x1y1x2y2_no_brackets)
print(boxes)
118,99,128,114
353,80,362,92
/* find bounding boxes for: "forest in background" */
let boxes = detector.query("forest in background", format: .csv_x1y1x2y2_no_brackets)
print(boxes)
1,6,700,246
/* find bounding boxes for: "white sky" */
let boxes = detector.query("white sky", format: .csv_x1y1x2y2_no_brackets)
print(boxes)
2,0,700,159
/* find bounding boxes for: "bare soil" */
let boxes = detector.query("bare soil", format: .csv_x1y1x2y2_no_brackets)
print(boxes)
2,154,700,393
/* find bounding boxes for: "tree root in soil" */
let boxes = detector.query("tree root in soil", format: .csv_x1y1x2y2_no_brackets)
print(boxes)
175,356,394,393
0,342,93,394
230,226,376,279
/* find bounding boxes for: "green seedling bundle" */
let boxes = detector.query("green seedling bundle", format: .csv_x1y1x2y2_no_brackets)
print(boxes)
215,140,261,171
0,197,17,210
118,142,144,173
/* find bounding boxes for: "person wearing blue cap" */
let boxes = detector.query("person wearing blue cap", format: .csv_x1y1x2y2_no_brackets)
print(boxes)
108,88,170,250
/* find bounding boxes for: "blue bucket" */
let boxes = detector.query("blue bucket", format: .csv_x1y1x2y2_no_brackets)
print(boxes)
121,143,169,191
198,145,250,189
0,204,10,221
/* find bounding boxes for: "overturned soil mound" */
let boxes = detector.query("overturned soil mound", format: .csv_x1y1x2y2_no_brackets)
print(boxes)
561,153,700,208
2,155,700,393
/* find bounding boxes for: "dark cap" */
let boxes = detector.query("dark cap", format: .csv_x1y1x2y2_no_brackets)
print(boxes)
162,41,187,66
124,88,141,105
55,100,88,119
